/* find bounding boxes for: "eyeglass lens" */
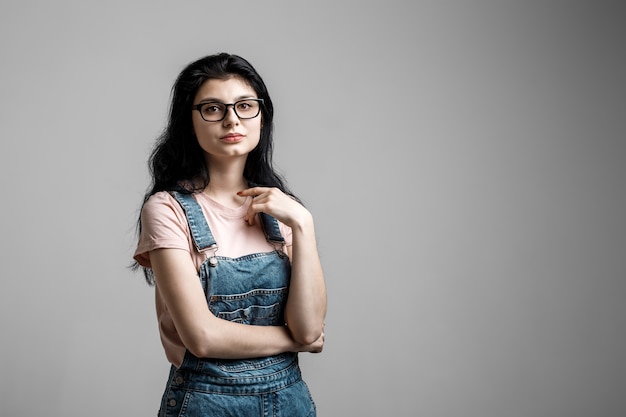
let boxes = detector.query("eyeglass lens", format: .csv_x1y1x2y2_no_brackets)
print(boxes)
199,100,261,121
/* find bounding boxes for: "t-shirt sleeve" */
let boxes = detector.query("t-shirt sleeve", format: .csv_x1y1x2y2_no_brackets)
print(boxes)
278,222,293,250
133,192,191,268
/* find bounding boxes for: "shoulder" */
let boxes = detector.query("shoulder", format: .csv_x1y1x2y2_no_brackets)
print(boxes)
141,191,186,226
134,191,193,268
144,190,178,206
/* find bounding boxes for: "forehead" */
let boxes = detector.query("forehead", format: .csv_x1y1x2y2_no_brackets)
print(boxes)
194,76,256,101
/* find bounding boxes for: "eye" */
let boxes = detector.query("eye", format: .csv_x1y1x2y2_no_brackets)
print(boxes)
202,103,224,114
236,101,253,111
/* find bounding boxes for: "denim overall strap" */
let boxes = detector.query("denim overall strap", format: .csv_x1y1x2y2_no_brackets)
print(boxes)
259,212,285,245
169,191,217,253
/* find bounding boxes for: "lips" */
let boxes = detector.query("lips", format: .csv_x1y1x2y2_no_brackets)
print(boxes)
221,133,244,143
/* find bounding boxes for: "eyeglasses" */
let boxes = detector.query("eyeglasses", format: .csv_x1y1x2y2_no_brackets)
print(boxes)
192,98,264,122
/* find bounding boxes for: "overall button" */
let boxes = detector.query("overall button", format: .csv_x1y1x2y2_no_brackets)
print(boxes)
169,399,177,407
175,376,184,384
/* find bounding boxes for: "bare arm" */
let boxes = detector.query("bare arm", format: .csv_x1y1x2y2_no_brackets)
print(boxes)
150,248,322,359
239,187,327,345
285,213,327,345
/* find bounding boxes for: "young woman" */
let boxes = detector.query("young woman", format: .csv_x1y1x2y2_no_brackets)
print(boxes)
133,53,326,416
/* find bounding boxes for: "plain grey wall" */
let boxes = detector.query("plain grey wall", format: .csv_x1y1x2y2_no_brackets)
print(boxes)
1,1,625,416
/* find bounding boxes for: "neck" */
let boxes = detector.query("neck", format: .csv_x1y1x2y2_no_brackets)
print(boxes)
204,156,248,207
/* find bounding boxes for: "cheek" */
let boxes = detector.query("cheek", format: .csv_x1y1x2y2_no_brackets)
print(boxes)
251,125,263,145
192,119,218,142
252,117,263,137
191,115,203,137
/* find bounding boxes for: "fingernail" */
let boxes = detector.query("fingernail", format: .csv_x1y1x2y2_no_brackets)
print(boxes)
236,191,243,196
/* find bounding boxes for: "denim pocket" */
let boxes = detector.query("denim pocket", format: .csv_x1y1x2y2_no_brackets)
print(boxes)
218,304,280,324
215,353,289,373
209,287,287,326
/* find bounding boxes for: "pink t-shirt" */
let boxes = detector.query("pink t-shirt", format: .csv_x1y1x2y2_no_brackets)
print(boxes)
133,191,293,366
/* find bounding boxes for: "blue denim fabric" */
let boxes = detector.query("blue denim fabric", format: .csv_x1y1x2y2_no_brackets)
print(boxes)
158,192,316,417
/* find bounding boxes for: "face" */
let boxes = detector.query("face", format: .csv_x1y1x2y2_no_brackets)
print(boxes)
192,76,262,164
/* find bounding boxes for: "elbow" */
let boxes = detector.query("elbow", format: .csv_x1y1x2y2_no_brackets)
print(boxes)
290,326,323,346
187,344,207,359
296,333,321,346
186,338,210,358
285,312,326,346
182,329,214,358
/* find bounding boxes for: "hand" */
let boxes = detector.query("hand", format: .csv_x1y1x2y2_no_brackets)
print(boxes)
237,187,312,228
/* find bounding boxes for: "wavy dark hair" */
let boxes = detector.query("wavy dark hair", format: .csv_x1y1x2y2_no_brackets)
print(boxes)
133,53,295,284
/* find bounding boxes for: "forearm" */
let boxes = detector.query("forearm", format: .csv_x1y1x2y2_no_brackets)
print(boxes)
188,319,297,359
234,187,327,346
151,248,302,360
284,215,327,345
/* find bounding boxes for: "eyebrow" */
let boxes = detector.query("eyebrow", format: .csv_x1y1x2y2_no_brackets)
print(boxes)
196,95,257,104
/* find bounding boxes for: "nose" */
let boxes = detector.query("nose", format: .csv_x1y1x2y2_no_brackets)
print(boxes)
222,105,240,125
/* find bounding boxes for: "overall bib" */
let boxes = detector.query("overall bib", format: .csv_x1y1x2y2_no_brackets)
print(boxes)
158,192,316,417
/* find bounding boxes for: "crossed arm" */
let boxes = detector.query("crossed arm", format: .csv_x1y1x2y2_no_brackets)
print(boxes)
150,187,326,359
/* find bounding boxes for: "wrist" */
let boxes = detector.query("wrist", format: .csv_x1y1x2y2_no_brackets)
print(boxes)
290,211,314,234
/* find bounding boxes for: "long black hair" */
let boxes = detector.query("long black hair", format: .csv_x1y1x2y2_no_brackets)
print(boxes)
133,53,294,284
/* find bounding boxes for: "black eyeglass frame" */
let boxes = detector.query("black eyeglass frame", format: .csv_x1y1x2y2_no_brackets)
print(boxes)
192,98,264,122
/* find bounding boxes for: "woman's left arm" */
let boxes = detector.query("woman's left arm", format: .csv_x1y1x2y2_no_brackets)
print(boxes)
239,187,327,345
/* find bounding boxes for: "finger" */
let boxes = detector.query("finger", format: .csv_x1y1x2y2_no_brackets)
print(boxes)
244,200,266,226
244,194,274,223
242,212,252,226
237,187,269,198
238,188,268,226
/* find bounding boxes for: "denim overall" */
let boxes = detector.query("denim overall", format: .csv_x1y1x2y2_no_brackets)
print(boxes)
158,192,316,417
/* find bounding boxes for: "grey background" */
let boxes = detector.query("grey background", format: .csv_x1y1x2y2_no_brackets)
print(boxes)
1,1,625,416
